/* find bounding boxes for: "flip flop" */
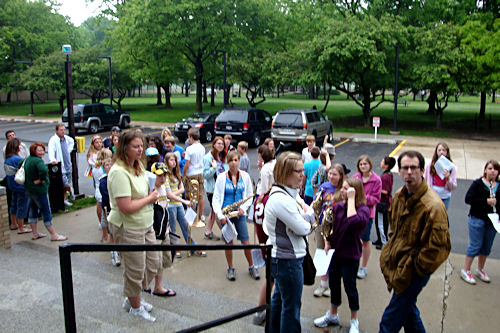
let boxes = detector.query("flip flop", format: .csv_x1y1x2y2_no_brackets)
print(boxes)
51,235,68,242
10,226,17,230
142,288,152,294
17,229,32,234
32,233,47,240
153,289,176,297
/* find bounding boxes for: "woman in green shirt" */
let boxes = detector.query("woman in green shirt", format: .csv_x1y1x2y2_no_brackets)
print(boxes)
24,142,67,241
107,131,160,322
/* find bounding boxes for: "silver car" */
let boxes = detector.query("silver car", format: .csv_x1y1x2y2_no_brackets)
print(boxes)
271,109,333,145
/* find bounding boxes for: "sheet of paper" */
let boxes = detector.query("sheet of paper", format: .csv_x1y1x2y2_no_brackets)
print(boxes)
434,155,455,180
185,207,197,227
313,249,335,276
222,220,238,242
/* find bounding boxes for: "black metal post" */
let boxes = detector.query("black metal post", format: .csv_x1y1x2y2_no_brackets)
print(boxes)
392,45,399,133
65,55,79,195
59,246,77,333
265,246,272,333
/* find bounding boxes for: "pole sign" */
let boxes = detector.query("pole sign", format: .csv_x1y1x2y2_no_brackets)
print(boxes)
373,116,380,140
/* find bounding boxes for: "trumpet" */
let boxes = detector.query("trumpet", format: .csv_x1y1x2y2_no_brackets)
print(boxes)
222,194,255,219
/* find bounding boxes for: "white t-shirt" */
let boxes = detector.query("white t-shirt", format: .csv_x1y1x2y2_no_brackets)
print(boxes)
185,142,205,176
302,147,313,163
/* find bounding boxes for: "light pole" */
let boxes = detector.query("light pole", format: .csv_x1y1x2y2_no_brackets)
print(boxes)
62,44,80,195
15,60,34,116
98,56,112,106
392,44,400,134
215,49,227,108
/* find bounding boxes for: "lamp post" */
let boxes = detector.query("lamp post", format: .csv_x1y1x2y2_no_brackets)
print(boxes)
98,56,112,106
15,60,34,116
215,49,227,108
391,44,400,134
62,44,80,195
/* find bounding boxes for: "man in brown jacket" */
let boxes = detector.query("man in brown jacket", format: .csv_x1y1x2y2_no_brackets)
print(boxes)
379,150,451,333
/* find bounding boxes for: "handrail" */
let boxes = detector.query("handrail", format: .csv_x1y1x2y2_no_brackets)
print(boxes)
59,243,272,333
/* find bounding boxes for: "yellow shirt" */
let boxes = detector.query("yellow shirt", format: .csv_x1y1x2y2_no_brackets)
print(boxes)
107,161,153,230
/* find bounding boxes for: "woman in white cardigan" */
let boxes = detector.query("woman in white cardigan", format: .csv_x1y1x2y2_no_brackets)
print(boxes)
212,150,259,281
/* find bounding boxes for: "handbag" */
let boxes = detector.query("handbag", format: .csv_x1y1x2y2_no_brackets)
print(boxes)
302,236,316,286
153,202,169,240
14,160,26,185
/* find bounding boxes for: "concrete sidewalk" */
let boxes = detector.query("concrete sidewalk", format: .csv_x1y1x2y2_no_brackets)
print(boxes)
2,206,500,332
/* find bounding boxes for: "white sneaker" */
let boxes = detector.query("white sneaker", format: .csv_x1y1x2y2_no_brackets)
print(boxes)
460,269,476,285
129,305,156,322
314,311,339,328
122,297,153,312
64,199,73,207
357,267,367,279
349,319,359,333
111,251,121,267
252,310,266,325
475,269,491,283
313,285,330,297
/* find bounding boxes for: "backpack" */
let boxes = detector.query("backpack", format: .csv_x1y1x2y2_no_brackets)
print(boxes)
153,203,169,240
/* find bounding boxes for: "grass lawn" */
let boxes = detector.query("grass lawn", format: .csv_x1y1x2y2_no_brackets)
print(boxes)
1,92,499,137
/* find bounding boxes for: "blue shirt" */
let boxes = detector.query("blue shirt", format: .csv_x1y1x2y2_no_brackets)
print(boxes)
304,159,321,197
222,176,245,209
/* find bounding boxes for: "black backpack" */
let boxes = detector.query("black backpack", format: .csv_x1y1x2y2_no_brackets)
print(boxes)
153,203,169,240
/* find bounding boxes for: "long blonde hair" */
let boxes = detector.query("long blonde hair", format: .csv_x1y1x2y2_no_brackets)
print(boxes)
87,135,103,160
165,152,181,183
95,148,112,168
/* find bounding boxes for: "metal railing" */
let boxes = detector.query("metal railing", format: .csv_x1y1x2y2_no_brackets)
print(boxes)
59,243,272,333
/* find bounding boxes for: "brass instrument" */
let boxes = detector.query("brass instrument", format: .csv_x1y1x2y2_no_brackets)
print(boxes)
309,188,335,238
322,207,335,238
189,179,205,228
310,189,324,232
222,194,255,219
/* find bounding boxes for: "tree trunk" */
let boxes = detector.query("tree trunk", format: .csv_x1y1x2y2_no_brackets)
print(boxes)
210,83,215,107
195,59,203,113
323,83,326,100
59,94,65,113
436,108,443,129
307,85,314,99
277,85,280,98
322,85,333,113
163,84,172,109
426,90,437,114
479,91,486,120
203,81,208,103
238,86,241,97
6,92,11,103
181,83,184,95
492,90,496,103
316,85,321,99
156,84,162,105
138,86,141,97
185,80,190,97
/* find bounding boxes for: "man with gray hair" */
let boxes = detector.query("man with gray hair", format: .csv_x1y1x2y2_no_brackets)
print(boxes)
48,124,74,207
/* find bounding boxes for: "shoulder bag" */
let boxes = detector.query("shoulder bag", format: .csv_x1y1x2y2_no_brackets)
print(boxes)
14,160,26,185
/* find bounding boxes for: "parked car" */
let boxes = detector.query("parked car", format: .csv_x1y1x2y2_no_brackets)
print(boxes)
271,109,333,145
62,103,130,134
174,112,218,143
214,107,273,147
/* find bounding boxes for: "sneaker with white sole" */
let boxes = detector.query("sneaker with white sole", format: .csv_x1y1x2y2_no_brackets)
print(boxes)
249,266,260,280
252,310,266,325
357,267,367,279
475,269,491,283
460,269,476,285
111,251,121,267
129,305,156,322
349,318,360,333
313,285,330,297
314,311,339,328
64,199,73,207
226,267,236,281
122,297,153,312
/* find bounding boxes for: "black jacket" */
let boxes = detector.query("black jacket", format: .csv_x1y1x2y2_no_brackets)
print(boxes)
465,178,500,222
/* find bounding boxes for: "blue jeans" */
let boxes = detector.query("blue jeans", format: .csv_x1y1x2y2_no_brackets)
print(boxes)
168,205,196,245
466,215,497,257
270,257,304,333
441,197,450,210
379,274,430,333
361,218,373,242
9,191,29,218
27,192,52,226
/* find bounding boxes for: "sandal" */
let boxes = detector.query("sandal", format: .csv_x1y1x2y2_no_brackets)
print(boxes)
153,289,176,297
51,235,68,242
17,229,32,234
32,233,47,240
191,250,207,257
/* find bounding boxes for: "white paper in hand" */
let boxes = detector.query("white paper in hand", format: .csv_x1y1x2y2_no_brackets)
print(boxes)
434,156,455,180
222,220,238,242
185,207,197,227
313,249,335,276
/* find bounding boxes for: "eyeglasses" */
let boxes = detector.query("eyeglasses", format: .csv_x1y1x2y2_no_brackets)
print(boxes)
400,165,420,171
294,169,305,173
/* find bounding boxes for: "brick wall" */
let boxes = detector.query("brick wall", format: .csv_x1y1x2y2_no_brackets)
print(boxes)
0,187,11,249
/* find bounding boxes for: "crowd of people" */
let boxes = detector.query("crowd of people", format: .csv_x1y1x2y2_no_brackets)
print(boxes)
2,126,498,331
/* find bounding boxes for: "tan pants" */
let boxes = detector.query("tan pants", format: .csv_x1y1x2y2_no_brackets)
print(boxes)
109,224,159,297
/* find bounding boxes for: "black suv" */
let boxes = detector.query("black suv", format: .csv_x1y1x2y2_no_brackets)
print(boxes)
62,103,131,134
215,108,272,147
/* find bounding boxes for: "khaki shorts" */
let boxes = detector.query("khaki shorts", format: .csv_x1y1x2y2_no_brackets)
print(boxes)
109,224,159,297
184,174,205,201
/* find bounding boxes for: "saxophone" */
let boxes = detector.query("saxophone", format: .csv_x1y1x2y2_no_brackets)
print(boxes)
222,194,255,219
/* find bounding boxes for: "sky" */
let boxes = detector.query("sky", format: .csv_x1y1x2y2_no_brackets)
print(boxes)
56,0,103,26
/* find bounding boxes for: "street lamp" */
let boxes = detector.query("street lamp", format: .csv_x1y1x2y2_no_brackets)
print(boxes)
15,60,34,116
392,44,400,134
215,49,227,108
62,44,80,195
98,56,112,106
